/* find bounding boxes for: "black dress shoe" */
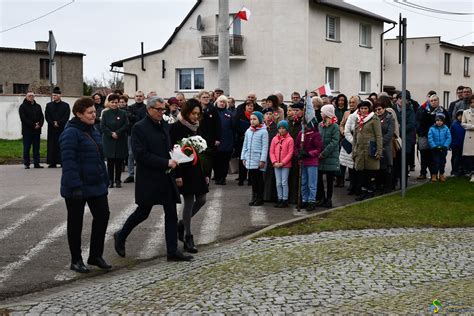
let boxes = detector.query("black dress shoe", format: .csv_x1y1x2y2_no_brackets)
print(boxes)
48,164,57,168
184,234,198,253
167,250,193,262
253,199,264,206
124,176,134,183
70,260,90,273
34,164,44,169
24,165,30,169
115,182,122,188
87,257,112,270
114,232,125,257
108,183,114,188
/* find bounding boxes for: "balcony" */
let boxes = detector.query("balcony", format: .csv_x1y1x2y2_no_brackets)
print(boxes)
199,35,246,60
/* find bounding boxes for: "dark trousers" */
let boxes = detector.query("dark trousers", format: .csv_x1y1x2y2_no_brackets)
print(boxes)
317,171,335,201
376,167,392,193
408,144,415,168
348,168,360,194
392,153,409,189
214,151,232,181
249,169,264,200
361,170,377,193
238,159,248,182
65,194,110,262
118,203,178,255
22,133,40,166
107,158,123,183
201,148,215,178
419,149,432,176
451,147,463,175
431,149,447,175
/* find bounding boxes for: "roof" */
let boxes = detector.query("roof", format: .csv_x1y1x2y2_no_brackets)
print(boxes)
385,36,474,54
111,0,202,67
111,0,393,67
0,47,85,57
440,41,474,54
314,0,396,24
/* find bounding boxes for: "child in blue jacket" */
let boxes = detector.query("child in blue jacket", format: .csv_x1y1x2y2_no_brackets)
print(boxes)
241,111,269,206
428,113,451,182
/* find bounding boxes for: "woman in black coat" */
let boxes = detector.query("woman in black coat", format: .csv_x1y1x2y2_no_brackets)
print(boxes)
169,99,209,254
59,97,111,273
233,100,254,185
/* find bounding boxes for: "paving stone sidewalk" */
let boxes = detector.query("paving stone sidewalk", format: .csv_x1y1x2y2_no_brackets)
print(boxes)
1,228,473,314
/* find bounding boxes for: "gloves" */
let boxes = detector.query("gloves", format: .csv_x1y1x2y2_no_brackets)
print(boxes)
72,188,83,199
298,149,310,160
435,146,447,151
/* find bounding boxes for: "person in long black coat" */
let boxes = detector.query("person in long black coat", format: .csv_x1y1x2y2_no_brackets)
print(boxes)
262,108,278,202
169,99,209,254
19,92,44,169
114,96,192,262
45,87,70,167
233,100,254,185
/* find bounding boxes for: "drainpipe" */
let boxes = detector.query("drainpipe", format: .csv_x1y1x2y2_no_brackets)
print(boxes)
141,42,146,71
109,66,138,91
380,22,397,92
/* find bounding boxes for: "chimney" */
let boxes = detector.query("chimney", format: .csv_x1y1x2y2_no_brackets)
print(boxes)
35,41,48,51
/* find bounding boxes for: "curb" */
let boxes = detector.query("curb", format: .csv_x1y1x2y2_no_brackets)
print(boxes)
236,180,428,244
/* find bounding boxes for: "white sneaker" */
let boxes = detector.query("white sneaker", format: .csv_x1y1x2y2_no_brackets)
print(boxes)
470,175,474,183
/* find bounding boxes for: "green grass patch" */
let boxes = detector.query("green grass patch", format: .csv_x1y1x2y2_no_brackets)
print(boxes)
0,139,47,164
262,177,474,237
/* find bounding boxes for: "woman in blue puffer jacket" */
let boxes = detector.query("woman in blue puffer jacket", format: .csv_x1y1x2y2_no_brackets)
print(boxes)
59,97,111,274
241,111,269,206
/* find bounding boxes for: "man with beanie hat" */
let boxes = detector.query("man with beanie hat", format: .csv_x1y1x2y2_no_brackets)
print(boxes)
45,87,70,168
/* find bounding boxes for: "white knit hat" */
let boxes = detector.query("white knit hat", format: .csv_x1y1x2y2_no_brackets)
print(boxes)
321,104,335,118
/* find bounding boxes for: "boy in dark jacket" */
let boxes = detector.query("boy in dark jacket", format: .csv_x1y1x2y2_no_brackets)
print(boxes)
450,110,466,176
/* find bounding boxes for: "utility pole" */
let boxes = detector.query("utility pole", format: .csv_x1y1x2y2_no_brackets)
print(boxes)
217,0,230,95
398,15,407,197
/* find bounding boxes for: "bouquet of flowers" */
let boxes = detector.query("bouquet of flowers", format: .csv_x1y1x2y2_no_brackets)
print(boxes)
168,135,207,170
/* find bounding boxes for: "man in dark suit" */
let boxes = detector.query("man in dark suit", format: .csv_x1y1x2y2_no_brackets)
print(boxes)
113,96,192,261
19,91,44,169
45,87,70,168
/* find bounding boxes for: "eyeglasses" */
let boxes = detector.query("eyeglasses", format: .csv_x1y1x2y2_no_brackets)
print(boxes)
150,106,165,112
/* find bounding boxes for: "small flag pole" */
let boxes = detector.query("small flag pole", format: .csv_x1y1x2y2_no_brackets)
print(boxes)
227,6,243,30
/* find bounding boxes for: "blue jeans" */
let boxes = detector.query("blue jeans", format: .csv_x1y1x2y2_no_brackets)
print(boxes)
301,166,318,203
431,148,447,175
274,167,290,200
22,133,41,166
127,136,134,177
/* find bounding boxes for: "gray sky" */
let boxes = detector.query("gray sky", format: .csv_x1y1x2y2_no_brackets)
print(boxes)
1,0,473,81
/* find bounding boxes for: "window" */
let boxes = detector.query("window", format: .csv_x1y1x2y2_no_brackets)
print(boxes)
444,53,451,74
464,57,470,77
443,91,450,108
360,72,371,93
0,84,3,94
359,24,372,47
40,58,49,80
13,84,29,94
325,67,339,92
326,15,340,41
216,15,241,35
177,68,204,91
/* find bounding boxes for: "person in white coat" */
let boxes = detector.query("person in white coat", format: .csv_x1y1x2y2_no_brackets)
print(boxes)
461,95,474,182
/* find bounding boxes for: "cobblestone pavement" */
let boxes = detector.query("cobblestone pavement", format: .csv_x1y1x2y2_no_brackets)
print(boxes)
1,227,472,314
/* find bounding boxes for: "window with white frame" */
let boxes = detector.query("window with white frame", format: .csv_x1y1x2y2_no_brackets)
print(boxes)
444,53,451,74
359,23,371,47
177,68,204,91
325,67,339,92
443,91,450,108
326,15,340,41
464,57,470,77
360,72,371,93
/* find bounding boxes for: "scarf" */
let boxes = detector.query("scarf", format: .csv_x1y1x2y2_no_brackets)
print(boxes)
177,113,199,132
244,111,252,120
320,116,338,127
250,123,263,131
357,112,368,130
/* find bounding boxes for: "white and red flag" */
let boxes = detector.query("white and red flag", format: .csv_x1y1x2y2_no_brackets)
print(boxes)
237,6,251,21
317,83,332,96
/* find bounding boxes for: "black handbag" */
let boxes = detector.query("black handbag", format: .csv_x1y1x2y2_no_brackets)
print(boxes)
341,138,352,154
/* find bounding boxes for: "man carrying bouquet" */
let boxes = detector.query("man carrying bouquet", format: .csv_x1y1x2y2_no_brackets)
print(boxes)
113,96,193,262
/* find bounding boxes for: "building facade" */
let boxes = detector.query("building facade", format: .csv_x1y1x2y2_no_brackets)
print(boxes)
112,0,394,100
384,36,474,106
0,41,84,96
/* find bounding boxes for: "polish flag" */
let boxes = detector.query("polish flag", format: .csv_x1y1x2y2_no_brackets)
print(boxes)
317,83,332,96
237,7,251,21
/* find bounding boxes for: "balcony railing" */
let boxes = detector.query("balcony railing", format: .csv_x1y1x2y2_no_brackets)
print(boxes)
200,35,244,57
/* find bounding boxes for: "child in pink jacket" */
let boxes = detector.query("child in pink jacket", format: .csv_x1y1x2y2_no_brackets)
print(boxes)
270,120,294,208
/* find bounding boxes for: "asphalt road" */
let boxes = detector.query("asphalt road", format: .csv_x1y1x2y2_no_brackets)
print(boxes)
0,164,334,301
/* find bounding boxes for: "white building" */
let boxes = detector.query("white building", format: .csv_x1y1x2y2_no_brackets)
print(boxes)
111,0,394,100
384,36,474,106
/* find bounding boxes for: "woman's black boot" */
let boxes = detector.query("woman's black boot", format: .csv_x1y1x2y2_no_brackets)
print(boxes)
184,235,198,253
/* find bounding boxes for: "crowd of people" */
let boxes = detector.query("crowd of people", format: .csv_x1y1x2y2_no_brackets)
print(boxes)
17,84,474,270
